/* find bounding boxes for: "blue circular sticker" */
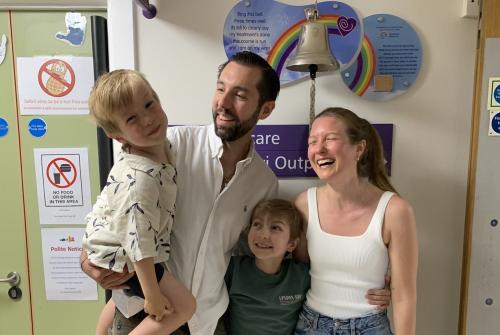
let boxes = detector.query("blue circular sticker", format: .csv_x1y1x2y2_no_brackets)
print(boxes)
492,112,500,134
28,118,47,138
0,118,8,137
494,85,500,104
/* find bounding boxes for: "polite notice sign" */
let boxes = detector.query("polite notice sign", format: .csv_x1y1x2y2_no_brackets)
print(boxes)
34,148,91,224
41,228,97,300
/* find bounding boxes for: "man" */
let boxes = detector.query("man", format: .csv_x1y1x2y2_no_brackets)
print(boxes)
81,51,390,334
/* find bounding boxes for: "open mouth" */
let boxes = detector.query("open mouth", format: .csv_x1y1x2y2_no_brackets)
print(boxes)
317,158,335,167
254,242,273,249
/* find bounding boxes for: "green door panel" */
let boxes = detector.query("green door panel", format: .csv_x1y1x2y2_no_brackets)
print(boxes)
11,10,106,335
0,11,33,335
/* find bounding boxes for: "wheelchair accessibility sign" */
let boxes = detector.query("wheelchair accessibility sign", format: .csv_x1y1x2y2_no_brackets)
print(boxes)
34,148,91,224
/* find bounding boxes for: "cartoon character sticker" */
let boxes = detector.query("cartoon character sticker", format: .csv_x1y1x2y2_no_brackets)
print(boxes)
0,34,7,65
38,59,76,97
55,12,87,46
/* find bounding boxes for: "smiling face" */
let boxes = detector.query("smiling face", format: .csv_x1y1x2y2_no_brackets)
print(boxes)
109,82,167,149
307,115,365,181
247,212,298,262
212,61,273,142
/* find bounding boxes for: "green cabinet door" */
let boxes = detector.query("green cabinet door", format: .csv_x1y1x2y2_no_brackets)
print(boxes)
0,10,106,335
0,11,33,335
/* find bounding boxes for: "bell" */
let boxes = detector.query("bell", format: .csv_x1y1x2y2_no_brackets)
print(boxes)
286,8,339,75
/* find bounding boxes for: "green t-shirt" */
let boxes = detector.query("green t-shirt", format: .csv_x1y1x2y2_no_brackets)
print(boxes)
225,255,310,335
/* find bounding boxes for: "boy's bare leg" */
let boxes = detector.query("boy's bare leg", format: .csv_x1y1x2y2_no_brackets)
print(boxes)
129,272,196,335
96,300,117,335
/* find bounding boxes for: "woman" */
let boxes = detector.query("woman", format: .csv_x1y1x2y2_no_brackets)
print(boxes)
294,107,418,334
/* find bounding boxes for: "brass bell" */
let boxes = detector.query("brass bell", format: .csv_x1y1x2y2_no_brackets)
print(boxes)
286,7,339,76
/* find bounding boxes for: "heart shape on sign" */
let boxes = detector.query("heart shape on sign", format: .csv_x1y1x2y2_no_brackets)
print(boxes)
337,16,357,36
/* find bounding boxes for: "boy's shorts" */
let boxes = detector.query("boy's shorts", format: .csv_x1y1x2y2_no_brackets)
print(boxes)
124,262,164,298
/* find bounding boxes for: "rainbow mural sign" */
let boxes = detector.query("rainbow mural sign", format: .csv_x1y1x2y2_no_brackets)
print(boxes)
341,14,423,101
223,0,362,85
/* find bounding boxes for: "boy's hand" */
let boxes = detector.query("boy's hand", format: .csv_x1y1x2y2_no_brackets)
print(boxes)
144,293,174,321
366,275,391,310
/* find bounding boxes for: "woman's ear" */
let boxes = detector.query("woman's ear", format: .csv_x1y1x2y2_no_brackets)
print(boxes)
356,139,367,159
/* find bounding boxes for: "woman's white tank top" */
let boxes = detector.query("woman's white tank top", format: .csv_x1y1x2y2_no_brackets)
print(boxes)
305,187,394,319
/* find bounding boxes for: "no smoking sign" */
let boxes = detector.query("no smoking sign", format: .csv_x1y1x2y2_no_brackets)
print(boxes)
41,154,83,207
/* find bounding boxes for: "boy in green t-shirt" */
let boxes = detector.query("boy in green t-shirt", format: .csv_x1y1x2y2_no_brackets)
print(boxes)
224,199,310,335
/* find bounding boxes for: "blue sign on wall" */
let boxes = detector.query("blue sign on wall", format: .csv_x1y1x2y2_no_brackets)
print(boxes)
252,124,393,177
491,112,500,135
494,85,500,104
0,117,9,137
28,118,47,138
0,118,8,137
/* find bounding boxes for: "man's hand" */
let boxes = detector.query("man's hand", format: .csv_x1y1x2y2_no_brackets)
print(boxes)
80,250,133,289
366,275,392,310
144,293,174,322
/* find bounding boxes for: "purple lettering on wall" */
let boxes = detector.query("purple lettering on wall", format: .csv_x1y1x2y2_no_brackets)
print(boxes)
252,124,393,178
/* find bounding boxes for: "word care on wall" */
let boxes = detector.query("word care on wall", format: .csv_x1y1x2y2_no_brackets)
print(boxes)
252,124,393,177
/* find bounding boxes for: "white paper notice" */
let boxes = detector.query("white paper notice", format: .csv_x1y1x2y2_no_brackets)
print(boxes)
16,56,94,115
41,228,97,300
34,147,92,225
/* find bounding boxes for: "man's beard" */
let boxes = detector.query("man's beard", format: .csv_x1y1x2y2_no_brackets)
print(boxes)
212,107,261,142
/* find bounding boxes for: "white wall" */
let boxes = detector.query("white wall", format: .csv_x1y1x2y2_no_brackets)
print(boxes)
110,1,477,334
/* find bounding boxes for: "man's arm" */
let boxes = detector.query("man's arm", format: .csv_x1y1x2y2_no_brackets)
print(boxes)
80,250,133,289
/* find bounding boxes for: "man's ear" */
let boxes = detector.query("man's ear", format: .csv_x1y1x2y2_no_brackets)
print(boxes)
287,238,299,253
258,101,275,120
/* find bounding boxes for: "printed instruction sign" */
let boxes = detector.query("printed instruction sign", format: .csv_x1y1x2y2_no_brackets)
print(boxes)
487,77,500,110
16,56,93,115
41,228,97,300
34,148,91,224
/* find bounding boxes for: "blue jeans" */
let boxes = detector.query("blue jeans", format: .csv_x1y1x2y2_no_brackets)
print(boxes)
294,304,393,335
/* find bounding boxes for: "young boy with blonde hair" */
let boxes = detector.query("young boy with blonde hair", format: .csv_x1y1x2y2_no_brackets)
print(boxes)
224,199,310,335
82,69,195,335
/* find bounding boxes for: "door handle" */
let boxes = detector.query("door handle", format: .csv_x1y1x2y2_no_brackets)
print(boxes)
0,272,21,287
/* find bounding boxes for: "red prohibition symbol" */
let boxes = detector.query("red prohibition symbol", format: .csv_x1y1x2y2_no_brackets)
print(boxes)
46,157,77,188
38,59,76,98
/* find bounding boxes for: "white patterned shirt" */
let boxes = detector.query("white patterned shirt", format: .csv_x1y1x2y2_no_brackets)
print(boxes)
83,142,176,272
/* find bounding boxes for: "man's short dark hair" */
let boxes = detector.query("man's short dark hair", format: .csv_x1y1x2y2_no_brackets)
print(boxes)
218,51,280,106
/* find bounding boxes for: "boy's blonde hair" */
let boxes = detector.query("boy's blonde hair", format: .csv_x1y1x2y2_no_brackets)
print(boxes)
88,69,160,134
250,198,303,241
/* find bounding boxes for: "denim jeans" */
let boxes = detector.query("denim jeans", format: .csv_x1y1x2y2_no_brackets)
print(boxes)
294,304,393,335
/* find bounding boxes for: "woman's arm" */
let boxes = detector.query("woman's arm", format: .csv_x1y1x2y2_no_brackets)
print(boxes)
293,191,309,263
386,196,418,335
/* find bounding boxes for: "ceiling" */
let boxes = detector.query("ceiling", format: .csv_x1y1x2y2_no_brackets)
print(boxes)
0,0,107,9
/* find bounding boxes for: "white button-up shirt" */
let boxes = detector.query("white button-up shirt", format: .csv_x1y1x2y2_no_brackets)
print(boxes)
166,125,278,334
